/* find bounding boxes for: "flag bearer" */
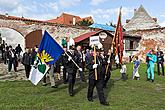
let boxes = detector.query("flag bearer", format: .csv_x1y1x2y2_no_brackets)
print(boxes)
65,46,79,96
86,49,109,106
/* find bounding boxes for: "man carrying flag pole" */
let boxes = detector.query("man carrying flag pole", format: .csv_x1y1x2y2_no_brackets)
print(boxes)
29,30,82,96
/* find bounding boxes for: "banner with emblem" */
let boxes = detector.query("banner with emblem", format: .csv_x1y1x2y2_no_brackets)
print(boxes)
29,31,64,85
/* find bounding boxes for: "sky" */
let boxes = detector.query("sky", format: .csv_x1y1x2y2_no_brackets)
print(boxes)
0,0,165,26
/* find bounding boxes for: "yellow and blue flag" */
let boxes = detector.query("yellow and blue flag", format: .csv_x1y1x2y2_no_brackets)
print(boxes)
29,31,64,85
38,31,64,65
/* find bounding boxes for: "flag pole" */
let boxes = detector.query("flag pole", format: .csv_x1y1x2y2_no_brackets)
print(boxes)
105,7,122,75
53,36,80,69
94,45,97,80
65,51,80,69
105,36,116,75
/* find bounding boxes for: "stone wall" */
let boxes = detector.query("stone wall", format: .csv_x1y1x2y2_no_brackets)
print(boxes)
126,27,165,62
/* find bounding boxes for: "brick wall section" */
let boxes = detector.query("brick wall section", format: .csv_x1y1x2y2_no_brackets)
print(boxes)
126,27,165,62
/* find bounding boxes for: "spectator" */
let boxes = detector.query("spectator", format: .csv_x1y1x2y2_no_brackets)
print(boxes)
157,47,164,76
120,62,127,81
31,48,37,65
132,56,140,80
146,49,157,82
15,44,23,61
22,49,32,78
7,46,17,72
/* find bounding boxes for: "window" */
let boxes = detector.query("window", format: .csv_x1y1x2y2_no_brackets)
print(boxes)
130,41,134,49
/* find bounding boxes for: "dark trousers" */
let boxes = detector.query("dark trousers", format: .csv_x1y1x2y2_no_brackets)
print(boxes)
3,54,7,64
63,68,68,82
79,63,85,81
104,71,111,87
1,50,4,60
79,71,85,81
25,65,31,78
157,62,164,75
8,60,17,72
121,73,127,80
87,78,106,103
68,72,76,94
42,75,47,84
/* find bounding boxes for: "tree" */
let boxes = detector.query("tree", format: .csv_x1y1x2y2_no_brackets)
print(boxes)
106,21,126,32
77,19,93,26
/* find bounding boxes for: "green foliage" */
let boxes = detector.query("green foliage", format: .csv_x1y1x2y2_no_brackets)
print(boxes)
77,19,93,26
0,63,165,110
106,21,126,32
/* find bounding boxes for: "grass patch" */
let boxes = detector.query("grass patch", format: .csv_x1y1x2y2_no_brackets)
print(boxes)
0,63,165,110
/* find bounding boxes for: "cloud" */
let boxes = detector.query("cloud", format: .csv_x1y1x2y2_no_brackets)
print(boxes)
0,0,59,20
160,13,165,18
40,2,58,11
90,0,108,6
90,7,134,24
160,21,165,27
59,0,81,8
0,0,20,13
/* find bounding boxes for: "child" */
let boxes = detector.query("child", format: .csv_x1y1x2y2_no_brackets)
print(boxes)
132,56,140,80
120,62,127,80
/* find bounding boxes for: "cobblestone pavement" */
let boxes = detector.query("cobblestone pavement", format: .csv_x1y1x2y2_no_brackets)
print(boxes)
0,62,27,81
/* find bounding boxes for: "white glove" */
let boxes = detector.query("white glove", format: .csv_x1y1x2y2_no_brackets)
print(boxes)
79,68,83,71
61,66,64,69
107,60,110,64
93,64,98,69
68,56,72,61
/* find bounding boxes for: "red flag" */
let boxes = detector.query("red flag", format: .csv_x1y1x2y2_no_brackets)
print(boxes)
114,7,124,64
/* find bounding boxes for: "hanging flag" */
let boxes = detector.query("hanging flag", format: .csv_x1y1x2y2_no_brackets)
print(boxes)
29,31,64,85
114,7,124,65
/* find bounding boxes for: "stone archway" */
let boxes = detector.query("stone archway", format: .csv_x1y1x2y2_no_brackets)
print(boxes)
25,30,42,49
0,27,25,51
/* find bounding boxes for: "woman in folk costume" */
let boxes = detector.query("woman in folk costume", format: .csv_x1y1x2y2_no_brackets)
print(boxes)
146,49,157,82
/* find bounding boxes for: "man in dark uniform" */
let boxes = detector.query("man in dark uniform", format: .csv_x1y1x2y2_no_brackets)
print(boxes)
157,47,164,76
86,49,109,106
74,45,85,82
64,46,79,96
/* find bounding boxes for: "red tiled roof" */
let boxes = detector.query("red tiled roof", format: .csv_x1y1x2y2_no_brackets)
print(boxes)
74,31,101,43
47,13,93,25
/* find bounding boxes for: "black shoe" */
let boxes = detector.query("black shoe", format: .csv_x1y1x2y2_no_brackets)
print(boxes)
147,78,150,81
100,102,109,106
151,79,154,82
70,93,74,96
63,82,67,84
42,83,47,86
88,98,93,102
82,79,86,82
51,85,58,88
